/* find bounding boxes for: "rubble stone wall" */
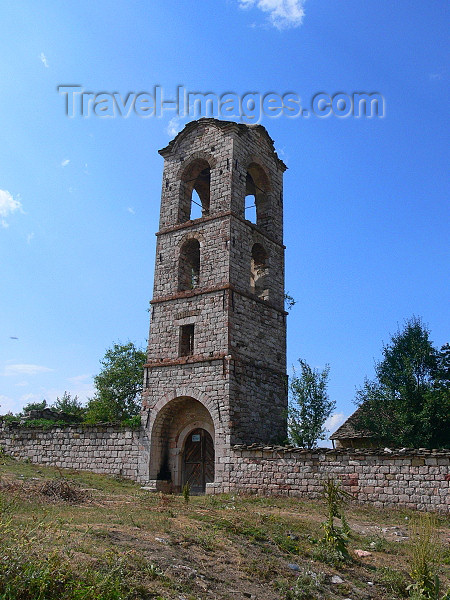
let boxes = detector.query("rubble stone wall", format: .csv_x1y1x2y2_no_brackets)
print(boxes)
2,427,448,512
0,424,150,483
210,446,450,513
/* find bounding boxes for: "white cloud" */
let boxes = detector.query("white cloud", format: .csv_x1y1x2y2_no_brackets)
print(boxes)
325,412,348,435
429,71,445,81
27,232,35,244
61,159,70,167
0,189,23,228
59,374,95,403
2,364,54,377
238,0,306,29
0,394,17,414
39,52,49,68
167,116,185,137
20,393,42,403
67,374,91,385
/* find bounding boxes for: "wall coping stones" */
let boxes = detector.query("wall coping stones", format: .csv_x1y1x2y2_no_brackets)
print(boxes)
232,444,450,457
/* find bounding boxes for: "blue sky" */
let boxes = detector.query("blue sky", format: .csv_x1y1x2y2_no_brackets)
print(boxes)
0,1,448,440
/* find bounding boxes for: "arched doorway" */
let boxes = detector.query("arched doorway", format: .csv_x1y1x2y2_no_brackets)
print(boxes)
182,428,214,494
148,396,216,493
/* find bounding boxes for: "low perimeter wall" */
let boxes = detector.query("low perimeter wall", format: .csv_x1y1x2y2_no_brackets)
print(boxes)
209,445,450,513
0,423,150,483
0,425,448,512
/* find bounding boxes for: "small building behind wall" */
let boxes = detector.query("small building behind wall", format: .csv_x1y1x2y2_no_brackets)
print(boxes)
330,406,380,449
141,118,288,493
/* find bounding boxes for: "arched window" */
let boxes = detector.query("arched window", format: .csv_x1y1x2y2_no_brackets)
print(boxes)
250,243,269,301
179,239,200,291
245,163,270,232
179,159,211,223
245,172,257,224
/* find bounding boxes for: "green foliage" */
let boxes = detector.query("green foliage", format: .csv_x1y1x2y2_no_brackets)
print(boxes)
20,419,70,429
355,317,450,448
407,514,447,600
52,392,85,422
284,568,325,599
377,566,408,597
120,414,142,428
182,482,190,504
1,413,20,425
318,477,352,563
284,292,296,311
85,342,146,424
287,359,335,449
22,399,47,413
0,508,164,600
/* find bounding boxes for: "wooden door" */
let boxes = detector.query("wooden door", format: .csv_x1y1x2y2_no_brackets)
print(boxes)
182,428,214,494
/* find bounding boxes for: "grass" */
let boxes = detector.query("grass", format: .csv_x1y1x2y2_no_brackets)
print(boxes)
0,454,449,599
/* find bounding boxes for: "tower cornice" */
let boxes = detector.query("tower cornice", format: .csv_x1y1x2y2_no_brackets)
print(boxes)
149,282,288,316
156,210,286,249
158,118,287,172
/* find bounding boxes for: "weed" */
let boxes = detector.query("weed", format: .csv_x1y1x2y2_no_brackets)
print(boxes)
243,556,282,581
284,567,326,599
364,533,390,553
184,528,216,552
273,532,301,555
407,514,448,600
183,482,190,504
144,563,165,580
311,541,348,567
377,566,409,597
319,477,352,561
443,546,450,566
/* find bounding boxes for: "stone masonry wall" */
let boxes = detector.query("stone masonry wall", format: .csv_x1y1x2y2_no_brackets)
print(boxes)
0,423,448,512
0,423,150,483
210,445,450,513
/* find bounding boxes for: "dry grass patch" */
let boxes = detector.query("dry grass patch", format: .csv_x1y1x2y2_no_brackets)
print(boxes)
0,456,449,600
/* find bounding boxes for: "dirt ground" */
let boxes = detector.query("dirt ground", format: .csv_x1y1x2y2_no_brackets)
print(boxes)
0,456,449,599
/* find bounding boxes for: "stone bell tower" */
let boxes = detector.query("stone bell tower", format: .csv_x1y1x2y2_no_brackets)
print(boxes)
141,118,287,493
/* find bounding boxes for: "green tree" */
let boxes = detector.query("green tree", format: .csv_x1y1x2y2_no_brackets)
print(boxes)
51,392,85,422
288,359,335,448
22,400,47,413
84,342,146,424
355,317,450,448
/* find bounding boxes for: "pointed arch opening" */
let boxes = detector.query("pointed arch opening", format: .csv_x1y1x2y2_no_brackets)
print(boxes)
251,242,269,301
179,159,211,223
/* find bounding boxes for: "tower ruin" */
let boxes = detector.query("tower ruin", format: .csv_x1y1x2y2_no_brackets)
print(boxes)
141,118,287,493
